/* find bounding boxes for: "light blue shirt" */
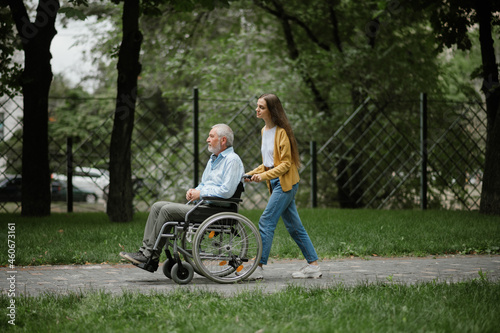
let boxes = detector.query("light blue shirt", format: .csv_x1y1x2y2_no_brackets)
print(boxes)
195,147,245,199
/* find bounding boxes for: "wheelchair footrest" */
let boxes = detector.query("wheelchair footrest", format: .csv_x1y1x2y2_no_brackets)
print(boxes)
133,260,159,273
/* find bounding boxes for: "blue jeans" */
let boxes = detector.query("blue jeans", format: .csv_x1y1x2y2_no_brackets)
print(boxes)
259,178,319,265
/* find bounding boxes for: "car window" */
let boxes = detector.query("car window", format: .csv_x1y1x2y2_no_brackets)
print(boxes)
0,178,21,187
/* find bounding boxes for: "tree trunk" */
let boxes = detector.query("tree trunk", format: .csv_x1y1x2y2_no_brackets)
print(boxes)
9,0,59,216
476,0,500,215
107,0,142,222
337,158,356,208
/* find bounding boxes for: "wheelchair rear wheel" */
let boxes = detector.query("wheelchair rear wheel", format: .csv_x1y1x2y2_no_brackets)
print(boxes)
192,212,262,284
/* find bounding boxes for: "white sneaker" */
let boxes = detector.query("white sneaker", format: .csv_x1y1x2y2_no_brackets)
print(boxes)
292,264,322,279
247,266,264,281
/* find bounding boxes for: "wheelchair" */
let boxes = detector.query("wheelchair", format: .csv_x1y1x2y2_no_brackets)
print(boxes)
135,182,262,285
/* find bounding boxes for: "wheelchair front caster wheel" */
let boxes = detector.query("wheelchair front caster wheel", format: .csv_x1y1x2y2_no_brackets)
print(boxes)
171,262,194,285
162,259,175,279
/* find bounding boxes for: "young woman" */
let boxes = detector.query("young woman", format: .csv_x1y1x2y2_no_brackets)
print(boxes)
245,93,321,279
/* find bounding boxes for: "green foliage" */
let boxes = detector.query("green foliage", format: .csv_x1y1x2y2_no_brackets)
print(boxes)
79,0,486,146
48,76,115,171
59,6,87,20
0,4,22,97
164,0,232,12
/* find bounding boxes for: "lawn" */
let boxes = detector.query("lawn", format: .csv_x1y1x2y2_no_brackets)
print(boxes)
0,209,499,266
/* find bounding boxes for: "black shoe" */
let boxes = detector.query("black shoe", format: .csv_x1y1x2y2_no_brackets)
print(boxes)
120,251,148,265
135,259,160,273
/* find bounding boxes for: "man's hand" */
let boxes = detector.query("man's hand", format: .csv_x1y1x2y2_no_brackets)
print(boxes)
186,189,201,201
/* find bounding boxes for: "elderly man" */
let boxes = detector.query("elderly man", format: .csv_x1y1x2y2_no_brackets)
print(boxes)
120,124,244,270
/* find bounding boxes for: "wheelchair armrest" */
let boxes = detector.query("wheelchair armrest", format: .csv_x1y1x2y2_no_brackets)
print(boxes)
201,196,242,203
184,196,241,223
184,183,244,223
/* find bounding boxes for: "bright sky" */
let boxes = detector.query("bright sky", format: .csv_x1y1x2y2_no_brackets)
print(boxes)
50,17,101,91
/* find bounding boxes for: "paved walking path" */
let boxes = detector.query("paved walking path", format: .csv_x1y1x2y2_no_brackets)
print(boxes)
2,255,499,297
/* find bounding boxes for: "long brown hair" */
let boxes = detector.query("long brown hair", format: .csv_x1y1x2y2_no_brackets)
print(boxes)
259,93,301,168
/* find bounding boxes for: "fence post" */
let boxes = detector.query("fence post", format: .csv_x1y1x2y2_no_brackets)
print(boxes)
66,137,73,213
420,93,428,210
310,141,317,208
193,87,199,188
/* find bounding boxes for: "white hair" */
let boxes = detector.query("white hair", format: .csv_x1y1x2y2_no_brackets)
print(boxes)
212,124,234,147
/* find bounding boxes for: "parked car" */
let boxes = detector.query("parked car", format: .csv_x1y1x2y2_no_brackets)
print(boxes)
52,167,110,200
51,180,99,203
467,169,483,185
0,175,22,202
0,174,99,203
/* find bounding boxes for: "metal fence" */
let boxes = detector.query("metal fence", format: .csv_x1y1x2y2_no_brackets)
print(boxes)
0,90,486,213
303,95,486,210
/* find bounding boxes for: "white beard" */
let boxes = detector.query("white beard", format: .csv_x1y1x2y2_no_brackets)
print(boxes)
208,141,221,154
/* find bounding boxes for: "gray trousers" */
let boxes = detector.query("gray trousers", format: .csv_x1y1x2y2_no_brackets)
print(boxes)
140,201,191,259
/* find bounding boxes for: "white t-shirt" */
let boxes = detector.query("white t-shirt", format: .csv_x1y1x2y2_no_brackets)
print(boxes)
261,126,276,168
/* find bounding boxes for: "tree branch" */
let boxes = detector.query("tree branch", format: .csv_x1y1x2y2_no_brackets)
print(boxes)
8,0,30,42
9,0,59,48
253,0,331,115
253,0,331,52
284,13,331,52
327,0,343,53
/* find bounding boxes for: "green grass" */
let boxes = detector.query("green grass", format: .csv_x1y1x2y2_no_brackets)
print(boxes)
0,209,499,266
2,280,499,332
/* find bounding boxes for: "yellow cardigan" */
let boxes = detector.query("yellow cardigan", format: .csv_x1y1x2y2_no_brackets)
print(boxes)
247,126,300,193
